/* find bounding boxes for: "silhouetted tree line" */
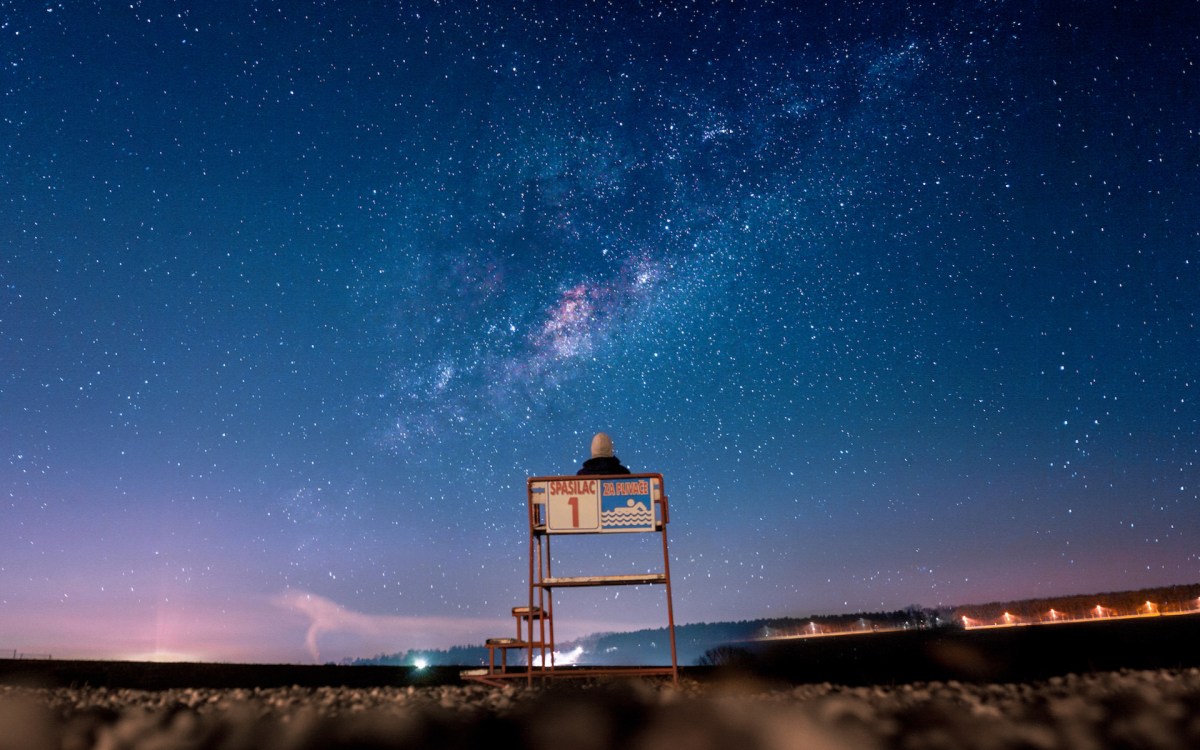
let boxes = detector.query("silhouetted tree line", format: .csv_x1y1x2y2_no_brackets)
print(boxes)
348,583,1199,667
347,610,950,668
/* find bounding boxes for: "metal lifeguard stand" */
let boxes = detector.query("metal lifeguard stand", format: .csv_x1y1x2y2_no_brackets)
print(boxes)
466,473,679,685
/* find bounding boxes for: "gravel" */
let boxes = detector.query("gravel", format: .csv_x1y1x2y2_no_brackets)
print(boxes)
3,668,1200,749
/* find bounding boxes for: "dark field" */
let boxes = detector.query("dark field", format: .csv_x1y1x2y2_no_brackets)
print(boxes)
748,612,1200,685
2,615,1199,749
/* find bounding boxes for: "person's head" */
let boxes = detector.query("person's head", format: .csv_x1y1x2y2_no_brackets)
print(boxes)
590,432,614,458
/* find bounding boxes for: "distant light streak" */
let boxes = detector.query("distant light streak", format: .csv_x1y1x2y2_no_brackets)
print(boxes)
534,646,584,667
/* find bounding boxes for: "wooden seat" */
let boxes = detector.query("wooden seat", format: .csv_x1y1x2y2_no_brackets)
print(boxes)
538,573,667,587
511,605,544,618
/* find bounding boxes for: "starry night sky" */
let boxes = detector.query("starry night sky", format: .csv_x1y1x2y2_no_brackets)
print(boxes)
2,0,1197,664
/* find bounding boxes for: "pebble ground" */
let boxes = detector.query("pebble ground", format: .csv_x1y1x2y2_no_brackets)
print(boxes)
3,668,1200,749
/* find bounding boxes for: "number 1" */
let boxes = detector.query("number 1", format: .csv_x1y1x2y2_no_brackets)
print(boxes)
567,497,579,527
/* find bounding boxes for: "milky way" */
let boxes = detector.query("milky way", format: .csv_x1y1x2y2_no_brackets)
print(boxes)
2,1,1197,663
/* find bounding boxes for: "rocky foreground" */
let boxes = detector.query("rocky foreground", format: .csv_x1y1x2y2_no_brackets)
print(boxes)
2,668,1200,750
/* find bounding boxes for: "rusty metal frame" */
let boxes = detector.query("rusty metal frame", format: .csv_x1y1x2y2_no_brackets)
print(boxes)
465,473,679,687
529,473,678,684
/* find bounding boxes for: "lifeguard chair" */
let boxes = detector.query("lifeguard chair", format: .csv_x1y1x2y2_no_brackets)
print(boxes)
466,473,679,685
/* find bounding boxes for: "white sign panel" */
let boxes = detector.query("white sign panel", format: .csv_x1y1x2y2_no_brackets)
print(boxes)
544,479,601,532
533,475,660,534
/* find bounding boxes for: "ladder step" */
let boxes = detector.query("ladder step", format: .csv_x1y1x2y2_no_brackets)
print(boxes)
511,605,545,618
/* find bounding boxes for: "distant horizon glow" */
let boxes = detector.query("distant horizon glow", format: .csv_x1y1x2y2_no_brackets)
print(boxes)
2,0,1197,663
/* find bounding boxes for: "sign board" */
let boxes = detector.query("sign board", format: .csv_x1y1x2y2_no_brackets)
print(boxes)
531,475,660,534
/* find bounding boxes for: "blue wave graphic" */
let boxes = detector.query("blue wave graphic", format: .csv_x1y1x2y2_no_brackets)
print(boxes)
601,501,653,527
